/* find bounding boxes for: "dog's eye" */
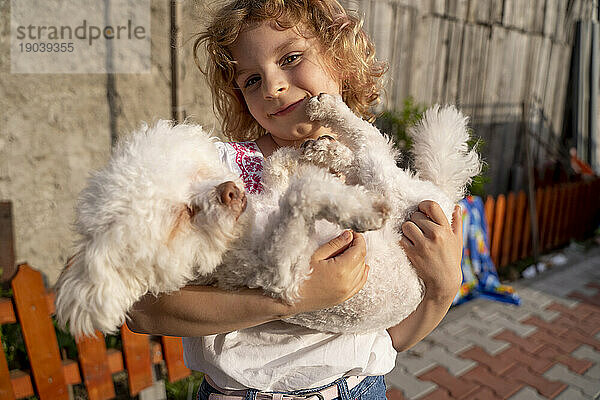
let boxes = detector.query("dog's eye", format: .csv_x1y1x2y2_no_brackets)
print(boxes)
318,135,335,141
301,139,316,149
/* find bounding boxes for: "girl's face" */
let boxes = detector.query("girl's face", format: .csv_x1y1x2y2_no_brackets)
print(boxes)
229,20,342,147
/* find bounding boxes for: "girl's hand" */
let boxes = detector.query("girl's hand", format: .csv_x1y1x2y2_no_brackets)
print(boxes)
400,201,463,302
289,231,369,315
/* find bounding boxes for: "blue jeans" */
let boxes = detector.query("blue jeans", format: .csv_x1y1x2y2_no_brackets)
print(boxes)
197,376,387,400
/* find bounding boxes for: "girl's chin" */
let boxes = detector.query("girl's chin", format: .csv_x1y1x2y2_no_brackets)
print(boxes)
271,123,336,147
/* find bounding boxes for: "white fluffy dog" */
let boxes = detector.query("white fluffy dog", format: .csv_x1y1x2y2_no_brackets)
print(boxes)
55,94,480,338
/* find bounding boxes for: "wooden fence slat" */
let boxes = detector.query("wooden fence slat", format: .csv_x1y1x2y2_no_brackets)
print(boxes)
520,190,533,260
150,340,163,365
484,195,495,246
592,179,600,233
490,194,506,268
510,191,527,263
575,182,588,240
569,182,583,239
567,182,581,241
582,181,596,237
585,181,596,237
161,336,191,383
528,187,545,259
75,332,115,400
500,192,516,268
552,185,567,247
544,185,559,251
107,349,124,374
45,292,55,316
10,264,68,400
592,179,600,228
61,360,81,386
0,202,16,283
120,325,153,396
564,183,577,244
591,180,599,232
0,335,16,400
0,299,16,325
556,184,569,246
538,187,552,252
9,371,32,400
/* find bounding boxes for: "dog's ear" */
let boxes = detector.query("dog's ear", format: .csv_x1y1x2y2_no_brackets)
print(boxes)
55,237,133,338
168,204,194,244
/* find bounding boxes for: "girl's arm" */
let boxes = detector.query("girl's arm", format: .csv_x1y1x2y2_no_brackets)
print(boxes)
127,231,369,336
387,201,463,352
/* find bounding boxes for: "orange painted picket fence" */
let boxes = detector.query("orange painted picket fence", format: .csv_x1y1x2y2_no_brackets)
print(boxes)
0,264,191,400
485,177,600,270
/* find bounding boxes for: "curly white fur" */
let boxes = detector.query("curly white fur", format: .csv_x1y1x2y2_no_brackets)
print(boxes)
281,95,481,332
55,96,480,338
55,120,388,338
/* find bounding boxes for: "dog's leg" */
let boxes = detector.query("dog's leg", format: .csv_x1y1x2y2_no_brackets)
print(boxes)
306,94,407,200
249,165,389,303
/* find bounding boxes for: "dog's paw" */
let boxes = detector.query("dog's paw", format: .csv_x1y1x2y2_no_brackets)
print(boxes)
344,198,391,233
306,93,345,123
299,135,353,176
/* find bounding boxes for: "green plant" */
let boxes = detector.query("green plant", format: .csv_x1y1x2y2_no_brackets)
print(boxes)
54,320,78,360
164,371,205,400
375,97,426,153
1,322,28,371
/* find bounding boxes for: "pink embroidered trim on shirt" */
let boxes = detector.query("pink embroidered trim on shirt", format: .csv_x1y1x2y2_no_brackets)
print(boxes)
229,142,264,194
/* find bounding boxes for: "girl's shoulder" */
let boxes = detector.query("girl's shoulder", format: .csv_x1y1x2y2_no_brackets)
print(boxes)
214,141,264,194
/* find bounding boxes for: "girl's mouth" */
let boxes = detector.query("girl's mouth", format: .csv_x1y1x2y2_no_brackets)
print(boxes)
271,98,305,117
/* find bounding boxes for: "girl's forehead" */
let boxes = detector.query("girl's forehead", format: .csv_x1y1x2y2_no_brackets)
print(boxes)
238,20,315,46
231,21,314,61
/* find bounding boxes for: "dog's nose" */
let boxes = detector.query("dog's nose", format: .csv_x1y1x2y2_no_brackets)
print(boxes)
216,181,247,219
217,181,242,206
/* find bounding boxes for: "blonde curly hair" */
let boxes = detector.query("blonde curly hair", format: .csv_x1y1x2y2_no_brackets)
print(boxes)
193,0,387,141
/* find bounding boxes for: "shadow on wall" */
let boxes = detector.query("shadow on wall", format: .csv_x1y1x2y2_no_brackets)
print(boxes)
465,102,570,196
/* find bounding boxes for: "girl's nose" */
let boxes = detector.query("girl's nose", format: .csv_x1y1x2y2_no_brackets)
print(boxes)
262,72,288,99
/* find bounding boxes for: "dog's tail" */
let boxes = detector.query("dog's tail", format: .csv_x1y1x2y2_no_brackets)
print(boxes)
409,105,482,203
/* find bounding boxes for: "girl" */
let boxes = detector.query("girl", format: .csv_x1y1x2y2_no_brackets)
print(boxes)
127,0,463,398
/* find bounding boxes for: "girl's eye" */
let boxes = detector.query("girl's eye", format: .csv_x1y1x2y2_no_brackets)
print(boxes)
281,54,301,66
244,76,260,88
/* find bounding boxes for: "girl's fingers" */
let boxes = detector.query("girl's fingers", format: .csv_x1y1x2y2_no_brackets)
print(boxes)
346,232,367,267
401,220,423,244
399,235,414,250
313,230,354,260
409,212,440,236
418,200,449,227
451,205,463,237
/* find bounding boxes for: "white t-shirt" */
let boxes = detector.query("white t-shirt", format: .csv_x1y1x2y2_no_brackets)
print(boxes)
182,141,397,391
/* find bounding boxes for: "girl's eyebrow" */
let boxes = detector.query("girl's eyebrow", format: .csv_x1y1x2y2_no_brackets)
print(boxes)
273,37,303,55
234,38,305,79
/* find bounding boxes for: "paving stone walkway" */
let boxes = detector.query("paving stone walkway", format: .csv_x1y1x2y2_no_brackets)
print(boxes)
385,245,600,400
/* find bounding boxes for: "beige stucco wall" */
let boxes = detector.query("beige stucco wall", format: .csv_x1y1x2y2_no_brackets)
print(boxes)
0,0,217,284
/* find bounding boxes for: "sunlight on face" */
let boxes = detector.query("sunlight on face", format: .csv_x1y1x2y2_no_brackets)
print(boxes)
229,21,342,147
